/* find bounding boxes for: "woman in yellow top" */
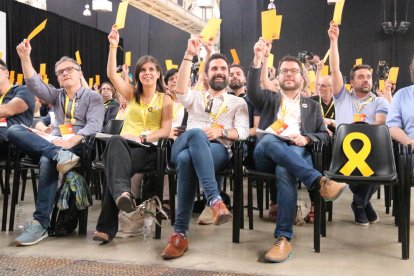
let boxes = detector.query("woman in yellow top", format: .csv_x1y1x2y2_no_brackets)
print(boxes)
94,26,172,243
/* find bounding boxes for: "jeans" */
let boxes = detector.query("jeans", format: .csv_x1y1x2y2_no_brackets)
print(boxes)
95,135,157,238
253,134,321,239
7,125,83,229
172,128,229,234
349,184,379,208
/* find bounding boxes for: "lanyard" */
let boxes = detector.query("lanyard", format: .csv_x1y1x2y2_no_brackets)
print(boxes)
173,102,184,121
64,95,76,123
140,92,159,127
0,85,13,105
319,97,334,118
204,92,228,122
352,96,373,114
279,92,299,120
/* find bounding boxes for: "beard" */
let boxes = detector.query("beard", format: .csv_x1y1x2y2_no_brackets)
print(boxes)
209,74,229,91
229,79,244,90
355,83,372,93
279,80,301,91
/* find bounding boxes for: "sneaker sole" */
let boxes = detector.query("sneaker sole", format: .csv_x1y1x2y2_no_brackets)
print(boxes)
14,232,48,246
213,213,233,225
354,221,369,227
56,156,80,174
323,184,349,202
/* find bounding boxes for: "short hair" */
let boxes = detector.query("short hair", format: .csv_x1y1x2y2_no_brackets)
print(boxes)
230,64,246,77
0,59,8,70
204,53,230,74
350,64,372,80
55,56,81,72
99,82,115,97
164,68,178,84
277,55,303,75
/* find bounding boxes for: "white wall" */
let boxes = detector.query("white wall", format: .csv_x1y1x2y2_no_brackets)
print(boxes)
0,11,6,62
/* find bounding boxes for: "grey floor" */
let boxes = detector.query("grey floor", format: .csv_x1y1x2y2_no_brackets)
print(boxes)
1,182,413,276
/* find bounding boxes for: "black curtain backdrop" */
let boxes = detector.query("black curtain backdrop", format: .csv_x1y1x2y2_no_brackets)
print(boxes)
221,0,414,88
0,0,123,87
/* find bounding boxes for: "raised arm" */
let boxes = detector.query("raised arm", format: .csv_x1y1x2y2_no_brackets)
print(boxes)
176,37,201,95
107,26,134,101
328,21,344,96
16,39,36,79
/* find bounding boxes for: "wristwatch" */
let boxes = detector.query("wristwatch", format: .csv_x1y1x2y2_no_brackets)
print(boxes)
221,129,228,139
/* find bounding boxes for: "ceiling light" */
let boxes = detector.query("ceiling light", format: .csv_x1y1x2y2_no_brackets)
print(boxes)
83,4,91,16
268,0,276,10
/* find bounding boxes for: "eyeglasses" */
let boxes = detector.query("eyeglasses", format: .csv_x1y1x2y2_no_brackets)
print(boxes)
0,66,7,71
279,68,301,76
55,66,80,77
205,99,213,113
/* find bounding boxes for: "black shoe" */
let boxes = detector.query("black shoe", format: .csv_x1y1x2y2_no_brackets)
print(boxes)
365,202,379,223
351,202,369,226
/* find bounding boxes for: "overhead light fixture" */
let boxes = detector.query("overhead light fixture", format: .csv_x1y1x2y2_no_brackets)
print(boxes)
382,22,394,34
92,0,113,12
396,21,411,33
268,0,276,10
83,3,91,16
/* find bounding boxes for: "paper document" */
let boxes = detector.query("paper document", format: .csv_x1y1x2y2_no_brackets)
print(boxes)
256,129,291,142
21,124,60,142
95,133,150,147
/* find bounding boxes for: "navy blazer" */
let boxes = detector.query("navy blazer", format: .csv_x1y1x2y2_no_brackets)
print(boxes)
247,66,328,144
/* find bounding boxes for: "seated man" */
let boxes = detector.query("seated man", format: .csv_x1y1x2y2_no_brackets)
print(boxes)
248,38,348,263
161,37,249,259
8,39,104,246
0,58,35,156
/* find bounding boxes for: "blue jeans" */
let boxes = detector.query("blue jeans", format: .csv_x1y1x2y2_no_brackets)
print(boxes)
171,128,229,234
253,134,321,239
7,125,82,229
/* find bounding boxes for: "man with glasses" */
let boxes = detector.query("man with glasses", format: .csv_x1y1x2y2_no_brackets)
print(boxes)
329,21,389,227
6,39,104,246
247,37,348,263
0,59,35,154
161,37,249,259
311,73,336,135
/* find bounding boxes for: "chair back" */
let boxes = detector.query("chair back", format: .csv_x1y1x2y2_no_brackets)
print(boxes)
325,123,397,182
103,119,124,134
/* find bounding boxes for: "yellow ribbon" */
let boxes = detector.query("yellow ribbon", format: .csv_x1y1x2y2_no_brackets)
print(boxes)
339,132,374,176
0,85,13,105
64,95,76,123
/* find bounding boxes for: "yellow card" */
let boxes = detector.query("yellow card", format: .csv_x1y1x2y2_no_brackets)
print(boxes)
379,79,385,91
95,75,101,86
75,50,82,65
355,58,362,66
274,15,283,40
267,53,274,68
322,49,330,64
198,61,205,75
115,0,129,30
171,64,178,69
230,49,240,64
16,73,23,85
89,77,93,88
333,0,345,25
0,51,3,60
345,84,351,91
261,10,278,41
125,51,131,66
44,78,49,84
322,65,329,76
40,63,46,76
387,67,399,84
9,71,15,84
200,18,222,42
165,60,174,70
308,70,316,82
27,19,47,41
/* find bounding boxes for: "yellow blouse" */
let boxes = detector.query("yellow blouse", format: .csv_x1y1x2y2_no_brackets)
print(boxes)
120,92,164,136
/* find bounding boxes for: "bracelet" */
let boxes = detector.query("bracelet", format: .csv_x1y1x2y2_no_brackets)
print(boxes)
110,45,118,49
183,58,193,62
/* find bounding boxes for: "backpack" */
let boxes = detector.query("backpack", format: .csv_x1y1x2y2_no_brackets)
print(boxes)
48,171,93,237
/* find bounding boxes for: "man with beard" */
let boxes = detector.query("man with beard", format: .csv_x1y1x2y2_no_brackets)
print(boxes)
247,37,348,263
229,64,259,136
329,21,389,226
161,37,249,260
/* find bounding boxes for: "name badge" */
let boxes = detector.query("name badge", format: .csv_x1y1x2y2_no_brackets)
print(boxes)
59,123,75,139
353,113,367,123
0,118,7,128
270,119,288,135
211,123,224,129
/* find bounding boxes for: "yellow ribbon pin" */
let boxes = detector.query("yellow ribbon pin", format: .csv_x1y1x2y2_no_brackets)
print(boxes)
339,132,374,177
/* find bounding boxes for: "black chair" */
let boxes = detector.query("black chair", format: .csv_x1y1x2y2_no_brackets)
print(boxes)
1,144,16,231
324,123,409,260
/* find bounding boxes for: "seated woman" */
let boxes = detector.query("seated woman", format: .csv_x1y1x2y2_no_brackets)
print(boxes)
93,26,172,243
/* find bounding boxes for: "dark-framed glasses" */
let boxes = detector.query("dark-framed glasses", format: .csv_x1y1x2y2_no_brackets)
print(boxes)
55,66,80,77
279,68,301,76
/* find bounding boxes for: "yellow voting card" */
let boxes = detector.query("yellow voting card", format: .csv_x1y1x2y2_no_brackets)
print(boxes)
0,51,3,60
16,74,23,85
165,60,174,70
333,0,345,25
40,63,46,76
27,19,47,41
200,18,222,42
199,61,205,75
262,10,281,41
9,71,15,84
387,67,399,84
322,49,330,64
355,58,362,66
95,75,101,86
125,51,131,66
345,84,351,91
75,50,82,65
115,1,129,30
267,53,274,68
308,70,316,83
89,77,93,88
379,79,385,91
322,65,329,76
230,49,240,64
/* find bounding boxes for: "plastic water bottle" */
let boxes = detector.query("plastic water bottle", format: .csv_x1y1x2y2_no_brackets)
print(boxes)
15,202,26,231
143,214,153,240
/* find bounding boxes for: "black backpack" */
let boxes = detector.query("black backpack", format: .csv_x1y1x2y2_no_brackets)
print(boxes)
48,172,92,237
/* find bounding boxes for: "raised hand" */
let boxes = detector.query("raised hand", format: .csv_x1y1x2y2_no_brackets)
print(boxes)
108,26,120,47
16,39,32,60
328,21,339,41
186,36,202,56
253,37,267,60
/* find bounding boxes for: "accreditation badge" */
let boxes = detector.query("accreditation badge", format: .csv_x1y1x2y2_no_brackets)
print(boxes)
353,113,367,123
270,119,288,135
59,123,75,139
211,123,224,129
0,118,7,128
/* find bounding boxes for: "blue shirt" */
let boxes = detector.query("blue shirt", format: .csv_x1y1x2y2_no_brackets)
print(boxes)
2,85,35,127
386,85,414,138
333,85,389,126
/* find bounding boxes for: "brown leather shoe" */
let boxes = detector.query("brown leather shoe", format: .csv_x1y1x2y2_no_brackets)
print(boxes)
319,177,348,201
210,200,232,225
265,236,293,263
197,206,214,225
161,233,188,260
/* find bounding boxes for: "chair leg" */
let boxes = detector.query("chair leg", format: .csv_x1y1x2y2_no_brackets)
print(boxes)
377,186,381,199
257,180,264,219
327,201,333,222
248,177,253,230
321,201,327,237
168,174,176,226
313,192,321,253
30,169,37,203
0,170,4,195
384,184,391,214
9,165,22,231
20,169,27,201
78,209,88,235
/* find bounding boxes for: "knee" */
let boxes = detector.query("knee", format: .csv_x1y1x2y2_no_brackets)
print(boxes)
6,125,25,140
187,128,207,142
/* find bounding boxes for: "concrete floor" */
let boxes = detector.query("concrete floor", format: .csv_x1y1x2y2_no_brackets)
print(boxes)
1,183,413,276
